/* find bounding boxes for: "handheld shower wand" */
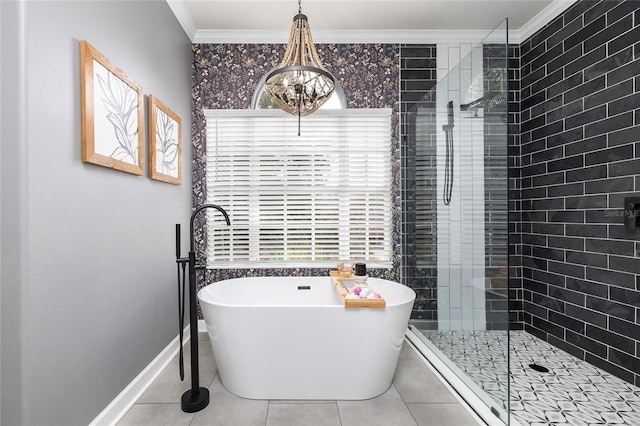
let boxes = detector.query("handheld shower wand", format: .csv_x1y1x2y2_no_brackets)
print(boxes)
176,224,187,382
175,204,230,413
442,101,454,206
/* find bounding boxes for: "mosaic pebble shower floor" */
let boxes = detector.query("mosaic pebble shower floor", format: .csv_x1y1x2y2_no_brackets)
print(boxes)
417,330,640,426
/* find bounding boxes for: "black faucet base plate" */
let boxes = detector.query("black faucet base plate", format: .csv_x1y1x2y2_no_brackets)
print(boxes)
181,387,209,413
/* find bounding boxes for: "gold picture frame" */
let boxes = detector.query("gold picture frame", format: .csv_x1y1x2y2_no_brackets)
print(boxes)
148,95,182,185
80,40,144,175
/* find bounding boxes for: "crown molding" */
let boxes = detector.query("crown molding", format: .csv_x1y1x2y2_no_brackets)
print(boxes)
192,29,517,45
166,0,197,41
192,29,288,44
173,0,579,46
516,0,577,43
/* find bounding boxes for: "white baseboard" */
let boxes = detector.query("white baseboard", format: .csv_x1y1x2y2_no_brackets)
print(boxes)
89,325,191,426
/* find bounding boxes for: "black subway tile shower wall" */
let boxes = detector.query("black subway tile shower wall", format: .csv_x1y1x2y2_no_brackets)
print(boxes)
400,44,438,322
509,44,524,330
485,44,516,331
518,0,640,386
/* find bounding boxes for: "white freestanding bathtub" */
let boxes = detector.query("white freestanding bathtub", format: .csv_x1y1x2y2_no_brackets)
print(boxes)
198,276,416,400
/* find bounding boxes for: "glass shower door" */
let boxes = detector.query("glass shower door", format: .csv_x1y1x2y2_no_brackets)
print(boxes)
406,19,510,424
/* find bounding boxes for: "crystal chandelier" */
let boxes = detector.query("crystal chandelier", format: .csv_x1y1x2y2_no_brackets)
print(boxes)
264,0,335,134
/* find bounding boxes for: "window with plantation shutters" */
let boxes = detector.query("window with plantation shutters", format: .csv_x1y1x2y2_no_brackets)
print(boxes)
204,109,392,268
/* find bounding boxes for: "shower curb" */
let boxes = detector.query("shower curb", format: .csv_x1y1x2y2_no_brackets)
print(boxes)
405,329,519,426
89,324,192,426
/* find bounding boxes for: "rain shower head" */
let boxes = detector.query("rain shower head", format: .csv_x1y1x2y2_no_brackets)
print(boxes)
460,96,487,111
460,93,507,113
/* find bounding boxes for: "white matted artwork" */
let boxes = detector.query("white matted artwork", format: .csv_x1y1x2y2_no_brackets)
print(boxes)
148,95,181,185
80,40,143,175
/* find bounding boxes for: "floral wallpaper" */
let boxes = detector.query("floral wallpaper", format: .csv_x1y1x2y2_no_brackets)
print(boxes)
191,43,400,289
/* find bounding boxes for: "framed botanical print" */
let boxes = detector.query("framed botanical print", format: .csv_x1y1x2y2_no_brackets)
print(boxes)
80,40,144,175
148,95,181,185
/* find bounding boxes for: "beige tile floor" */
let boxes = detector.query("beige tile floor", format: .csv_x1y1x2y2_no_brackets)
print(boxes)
118,333,482,426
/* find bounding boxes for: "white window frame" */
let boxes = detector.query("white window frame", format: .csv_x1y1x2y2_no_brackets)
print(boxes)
204,108,392,269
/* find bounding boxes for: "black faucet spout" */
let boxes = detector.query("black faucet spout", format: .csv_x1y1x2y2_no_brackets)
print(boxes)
189,204,231,252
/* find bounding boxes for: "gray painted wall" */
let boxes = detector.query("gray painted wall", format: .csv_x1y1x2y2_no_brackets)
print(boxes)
0,1,193,424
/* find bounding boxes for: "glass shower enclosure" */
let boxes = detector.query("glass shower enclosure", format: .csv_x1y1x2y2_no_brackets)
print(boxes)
403,20,510,424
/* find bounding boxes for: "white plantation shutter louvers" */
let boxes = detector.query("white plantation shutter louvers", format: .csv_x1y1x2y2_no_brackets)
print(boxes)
205,109,392,269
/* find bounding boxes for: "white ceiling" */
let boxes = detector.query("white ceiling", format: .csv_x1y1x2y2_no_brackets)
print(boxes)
167,0,577,44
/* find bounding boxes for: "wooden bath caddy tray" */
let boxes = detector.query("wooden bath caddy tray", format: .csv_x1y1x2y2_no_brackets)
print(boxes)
330,271,386,308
